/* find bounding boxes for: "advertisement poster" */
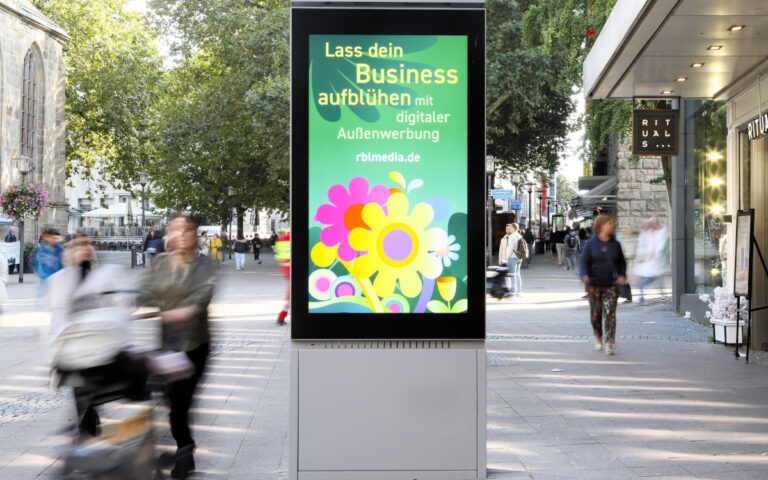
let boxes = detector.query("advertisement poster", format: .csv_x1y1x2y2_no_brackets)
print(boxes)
734,211,753,297
307,34,468,315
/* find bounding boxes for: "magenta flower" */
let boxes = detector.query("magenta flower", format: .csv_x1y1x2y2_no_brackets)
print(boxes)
314,177,389,261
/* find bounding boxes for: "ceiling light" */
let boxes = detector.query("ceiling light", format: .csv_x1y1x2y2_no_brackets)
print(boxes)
728,25,745,32
661,90,674,95
675,77,688,82
691,62,705,68
707,45,723,51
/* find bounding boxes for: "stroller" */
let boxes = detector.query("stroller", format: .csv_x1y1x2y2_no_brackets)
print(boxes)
486,266,509,300
48,265,193,479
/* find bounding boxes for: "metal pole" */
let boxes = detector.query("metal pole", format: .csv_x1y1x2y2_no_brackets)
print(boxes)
18,219,24,283
487,187,492,267
229,208,233,260
528,189,532,230
141,185,146,231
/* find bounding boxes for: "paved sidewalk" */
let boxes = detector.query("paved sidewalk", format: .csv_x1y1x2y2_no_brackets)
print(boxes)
0,251,766,479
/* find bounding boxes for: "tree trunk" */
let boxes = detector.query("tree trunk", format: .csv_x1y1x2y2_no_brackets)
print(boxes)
237,207,245,238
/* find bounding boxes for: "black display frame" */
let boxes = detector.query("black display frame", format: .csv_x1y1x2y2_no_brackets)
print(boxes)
290,8,486,340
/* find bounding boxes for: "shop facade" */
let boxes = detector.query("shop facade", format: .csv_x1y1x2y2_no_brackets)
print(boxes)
583,0,768,349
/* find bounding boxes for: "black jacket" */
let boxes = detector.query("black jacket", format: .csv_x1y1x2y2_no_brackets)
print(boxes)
579,235,627,287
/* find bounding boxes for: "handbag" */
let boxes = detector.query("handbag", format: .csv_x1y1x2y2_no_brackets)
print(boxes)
601,241,632,302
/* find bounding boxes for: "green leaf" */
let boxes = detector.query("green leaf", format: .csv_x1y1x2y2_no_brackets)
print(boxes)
427,300,450,313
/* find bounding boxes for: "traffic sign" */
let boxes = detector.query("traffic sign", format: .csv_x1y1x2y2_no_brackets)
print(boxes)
509,200,522,210
492,189,514,199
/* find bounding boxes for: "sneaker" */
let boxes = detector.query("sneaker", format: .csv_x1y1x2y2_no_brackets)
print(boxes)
605,344,614,355
594,341,602,351
503,292,514,298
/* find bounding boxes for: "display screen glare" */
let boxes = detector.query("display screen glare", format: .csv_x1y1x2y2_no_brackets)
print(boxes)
307,35,469,315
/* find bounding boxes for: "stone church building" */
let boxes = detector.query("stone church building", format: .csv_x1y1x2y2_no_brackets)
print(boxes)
0,0,68,237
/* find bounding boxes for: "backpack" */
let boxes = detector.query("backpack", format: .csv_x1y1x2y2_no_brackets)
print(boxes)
515,237,528,259
567,234,578,249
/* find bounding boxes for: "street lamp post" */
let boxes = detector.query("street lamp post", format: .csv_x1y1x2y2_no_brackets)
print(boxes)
228,186,235,260
138,171,147,235
525,182,534,231
511,171,521,224
15,157,30,283
538,192,544,252
547,198,552,229
485,157,496,267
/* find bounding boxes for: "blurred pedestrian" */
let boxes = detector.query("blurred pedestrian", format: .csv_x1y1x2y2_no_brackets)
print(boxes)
143,230,155,252
233,233,248,270
275,229,291,324
219,232,229,264
197,231,210,257
36,228,64,299
580,215,627,355
141,214,215,479
5,226,17,242
564,227,580,271
210,233,223,268
252,236,263,264
499,223,525,297
634,218,667,303
48,235,147,437
523,226,534,268
145,230,165,263
5,227,18,274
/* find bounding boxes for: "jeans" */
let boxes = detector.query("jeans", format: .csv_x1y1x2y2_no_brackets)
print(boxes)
505,257,522,294
565,250,578,269
235,252,246,269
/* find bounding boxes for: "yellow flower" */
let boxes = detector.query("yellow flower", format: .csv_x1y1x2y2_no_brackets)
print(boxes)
349,193,445,298
437,277,456,302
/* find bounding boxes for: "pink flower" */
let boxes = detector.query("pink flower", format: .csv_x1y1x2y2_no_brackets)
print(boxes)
314,177,389,262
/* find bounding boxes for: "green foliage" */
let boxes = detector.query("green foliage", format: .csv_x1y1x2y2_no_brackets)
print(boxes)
148,0,290,224
486,0,575,175
584,99,633,161
555,174,578,213
33,0,163,193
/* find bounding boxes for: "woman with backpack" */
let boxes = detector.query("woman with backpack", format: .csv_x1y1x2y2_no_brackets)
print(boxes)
564,227,581,271
579,215,627,355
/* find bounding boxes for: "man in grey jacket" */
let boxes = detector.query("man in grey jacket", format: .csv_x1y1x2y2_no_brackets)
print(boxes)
498,223,524,297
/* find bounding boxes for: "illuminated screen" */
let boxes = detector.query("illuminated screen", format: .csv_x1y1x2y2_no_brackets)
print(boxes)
308,34,468,315
291,8,485,339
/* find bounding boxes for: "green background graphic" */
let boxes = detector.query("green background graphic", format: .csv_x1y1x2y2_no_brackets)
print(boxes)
308,34,468,314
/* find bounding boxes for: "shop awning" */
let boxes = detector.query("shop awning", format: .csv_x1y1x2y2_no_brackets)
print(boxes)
572,176,618,218
584,0,768,100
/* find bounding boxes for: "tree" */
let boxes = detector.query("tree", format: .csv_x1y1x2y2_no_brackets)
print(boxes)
33,0,163,192
148,0,289,231
486,0,574,176
555,174,579,214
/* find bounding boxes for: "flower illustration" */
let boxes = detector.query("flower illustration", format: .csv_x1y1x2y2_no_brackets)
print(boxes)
314,177,389,262
434,234,461,267
436,276,456,302
349,192,445,298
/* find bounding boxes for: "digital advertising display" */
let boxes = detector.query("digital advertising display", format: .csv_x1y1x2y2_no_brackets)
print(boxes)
291,9,485,340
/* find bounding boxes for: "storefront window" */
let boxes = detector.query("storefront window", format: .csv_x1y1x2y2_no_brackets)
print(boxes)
692,100,728,294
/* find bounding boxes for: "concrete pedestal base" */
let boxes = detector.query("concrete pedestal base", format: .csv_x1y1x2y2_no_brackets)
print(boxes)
290,344,486,480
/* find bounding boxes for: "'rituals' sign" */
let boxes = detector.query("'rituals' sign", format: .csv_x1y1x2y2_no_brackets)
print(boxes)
632,109,679,156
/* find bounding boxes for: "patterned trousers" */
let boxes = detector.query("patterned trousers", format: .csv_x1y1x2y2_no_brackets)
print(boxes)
588,285,618,343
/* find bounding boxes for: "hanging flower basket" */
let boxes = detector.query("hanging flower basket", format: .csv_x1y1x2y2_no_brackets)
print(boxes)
0,182,49,221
